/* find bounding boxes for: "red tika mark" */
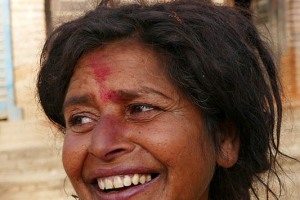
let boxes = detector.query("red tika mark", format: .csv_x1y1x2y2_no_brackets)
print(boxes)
93,66,111,82
101,90,123,103
91,61,114,102
89,55,112,82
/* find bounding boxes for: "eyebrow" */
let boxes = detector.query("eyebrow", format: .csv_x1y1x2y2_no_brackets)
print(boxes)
118,87,171,102
63,95,94,111
63,87,171,110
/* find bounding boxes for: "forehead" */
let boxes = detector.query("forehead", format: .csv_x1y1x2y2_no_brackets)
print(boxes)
76,40,165,73
64,40,187,109
67,40,176,97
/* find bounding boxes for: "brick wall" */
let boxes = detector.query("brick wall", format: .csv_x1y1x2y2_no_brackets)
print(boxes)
281,0,300,104
288,0,300,100
10,0,46,119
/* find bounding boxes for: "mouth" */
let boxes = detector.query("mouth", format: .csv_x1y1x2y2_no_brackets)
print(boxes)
96,173,159,193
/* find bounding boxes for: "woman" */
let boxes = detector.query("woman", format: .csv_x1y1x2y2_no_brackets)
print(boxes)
37,0,285,199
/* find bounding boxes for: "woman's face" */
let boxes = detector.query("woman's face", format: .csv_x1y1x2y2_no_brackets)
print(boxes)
62,41,217,200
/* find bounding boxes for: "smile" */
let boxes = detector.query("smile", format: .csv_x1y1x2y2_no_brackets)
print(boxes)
97,174,153,191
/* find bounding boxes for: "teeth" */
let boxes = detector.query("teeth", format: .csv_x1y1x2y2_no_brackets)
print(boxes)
139,175,146,184
97,174,153,191
146,174,151,182
99,179,105,190
113,176,123,188
132,174,139,185
105,179,113,189
123,175,132,186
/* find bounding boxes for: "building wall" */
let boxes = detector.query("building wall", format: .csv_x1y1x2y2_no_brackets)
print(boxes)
294,0,300,98
221,0,300,104
282,0,300,103
10,0,46,119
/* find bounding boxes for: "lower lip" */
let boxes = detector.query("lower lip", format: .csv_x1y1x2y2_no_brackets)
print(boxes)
92,176,159,200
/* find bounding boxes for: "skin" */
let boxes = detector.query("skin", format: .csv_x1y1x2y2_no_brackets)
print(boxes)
62,40,239,200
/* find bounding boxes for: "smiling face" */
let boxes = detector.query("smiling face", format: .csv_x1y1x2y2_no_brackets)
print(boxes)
62,40,217,200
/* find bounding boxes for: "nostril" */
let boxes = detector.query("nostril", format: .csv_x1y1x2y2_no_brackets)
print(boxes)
104,148,127,160
108,148,124,155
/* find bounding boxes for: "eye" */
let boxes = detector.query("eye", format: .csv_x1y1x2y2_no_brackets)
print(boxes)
67,115,96,133
129,105,154,113
126,104,162,121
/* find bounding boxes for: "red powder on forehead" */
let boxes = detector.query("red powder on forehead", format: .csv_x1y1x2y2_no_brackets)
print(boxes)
101,90,122,103
89,54,112,82
88,55,126,104
90,59,113,102
100,90,139,104
93,66,111,82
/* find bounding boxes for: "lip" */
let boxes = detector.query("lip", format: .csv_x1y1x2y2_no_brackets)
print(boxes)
87,166,160,200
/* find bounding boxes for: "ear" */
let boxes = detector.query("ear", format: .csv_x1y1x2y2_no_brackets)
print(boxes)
216,122,240,168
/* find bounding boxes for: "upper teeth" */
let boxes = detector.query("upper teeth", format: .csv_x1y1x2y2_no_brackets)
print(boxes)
97,174,152,190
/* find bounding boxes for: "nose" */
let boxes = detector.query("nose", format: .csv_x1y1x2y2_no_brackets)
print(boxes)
88,115,135,162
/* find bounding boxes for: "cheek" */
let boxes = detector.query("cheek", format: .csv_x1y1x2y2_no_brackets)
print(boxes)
62,133,89,180
139,120,213,166
135,118,216,197
166,131,216,198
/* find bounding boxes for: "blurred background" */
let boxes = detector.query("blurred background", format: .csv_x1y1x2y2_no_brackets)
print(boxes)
0,0,299,199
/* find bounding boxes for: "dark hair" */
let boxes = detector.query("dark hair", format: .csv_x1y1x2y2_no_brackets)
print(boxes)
37,0,285,199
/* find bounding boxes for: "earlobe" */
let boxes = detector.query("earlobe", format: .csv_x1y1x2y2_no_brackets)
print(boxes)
216,125,240,168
